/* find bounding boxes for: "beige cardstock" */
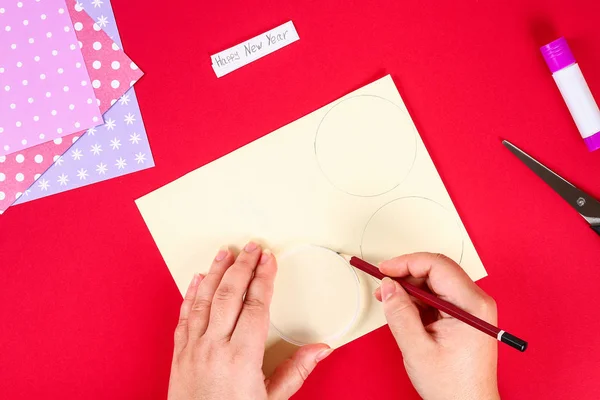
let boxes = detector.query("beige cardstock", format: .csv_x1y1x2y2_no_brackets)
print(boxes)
135,75,487,374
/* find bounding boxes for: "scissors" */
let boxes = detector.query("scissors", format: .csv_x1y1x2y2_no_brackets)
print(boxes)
503,140,600,235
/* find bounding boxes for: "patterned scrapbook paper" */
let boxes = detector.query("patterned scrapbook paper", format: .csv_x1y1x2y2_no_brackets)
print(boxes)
0,0,101,156
0,0,144,213
12,0,153,207
67,0,142,109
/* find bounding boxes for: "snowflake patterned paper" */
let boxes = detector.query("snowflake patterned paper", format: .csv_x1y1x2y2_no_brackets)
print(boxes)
15,94,153,205
0,0,101,156
12,0,154,208
0,0,144,213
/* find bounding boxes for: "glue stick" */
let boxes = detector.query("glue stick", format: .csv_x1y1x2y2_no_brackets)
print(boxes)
541,37,600,151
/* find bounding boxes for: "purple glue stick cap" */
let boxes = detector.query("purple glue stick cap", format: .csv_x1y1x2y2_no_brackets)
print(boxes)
540,37,577,73
584,133,600,152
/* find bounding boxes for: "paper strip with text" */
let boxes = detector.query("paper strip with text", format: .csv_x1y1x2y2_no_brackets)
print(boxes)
210,21,300,78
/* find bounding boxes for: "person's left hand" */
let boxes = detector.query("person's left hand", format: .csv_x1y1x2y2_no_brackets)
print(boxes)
167,242,333,400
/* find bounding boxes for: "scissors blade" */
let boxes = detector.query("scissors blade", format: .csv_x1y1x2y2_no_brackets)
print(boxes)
503,140,600,226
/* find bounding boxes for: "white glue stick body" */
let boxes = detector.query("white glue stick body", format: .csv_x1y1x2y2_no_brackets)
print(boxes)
541,37,600,151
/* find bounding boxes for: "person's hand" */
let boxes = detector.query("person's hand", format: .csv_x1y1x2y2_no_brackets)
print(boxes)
374,253,500,400
167,242,332,400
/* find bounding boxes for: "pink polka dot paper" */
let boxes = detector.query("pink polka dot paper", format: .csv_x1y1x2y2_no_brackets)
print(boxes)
68,0,143,109
0,0,101,156
0,0,144,213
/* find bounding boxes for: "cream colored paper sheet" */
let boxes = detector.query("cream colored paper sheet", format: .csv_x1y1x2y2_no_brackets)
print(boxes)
136,75,486,373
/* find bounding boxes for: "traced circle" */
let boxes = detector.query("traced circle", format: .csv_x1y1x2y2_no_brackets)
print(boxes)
270,245,360,346
360,197,464,266
314,95,417,197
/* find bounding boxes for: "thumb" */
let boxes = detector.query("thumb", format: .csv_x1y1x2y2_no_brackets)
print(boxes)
267,343,332,400
381,277,433,355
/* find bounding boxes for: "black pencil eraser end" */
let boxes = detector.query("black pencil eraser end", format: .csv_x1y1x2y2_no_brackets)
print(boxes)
501,332,528,352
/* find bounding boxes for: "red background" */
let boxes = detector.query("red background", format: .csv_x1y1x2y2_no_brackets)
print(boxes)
2,0,600,398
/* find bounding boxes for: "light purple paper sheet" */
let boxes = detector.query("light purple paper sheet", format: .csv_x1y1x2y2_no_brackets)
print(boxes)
0,0,101,156
15,0,154,205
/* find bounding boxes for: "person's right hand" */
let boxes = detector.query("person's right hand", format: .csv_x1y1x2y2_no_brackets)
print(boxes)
374,253,500,400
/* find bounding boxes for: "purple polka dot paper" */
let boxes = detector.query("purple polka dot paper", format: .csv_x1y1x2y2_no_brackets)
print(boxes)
0,0,102,156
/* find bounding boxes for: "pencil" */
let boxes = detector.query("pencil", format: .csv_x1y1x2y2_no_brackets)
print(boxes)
340,254,528,352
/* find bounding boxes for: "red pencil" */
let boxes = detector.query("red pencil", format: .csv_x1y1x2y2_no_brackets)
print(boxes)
341,254,528,352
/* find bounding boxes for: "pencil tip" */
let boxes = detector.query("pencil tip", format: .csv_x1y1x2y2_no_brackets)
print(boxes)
336,252,352,262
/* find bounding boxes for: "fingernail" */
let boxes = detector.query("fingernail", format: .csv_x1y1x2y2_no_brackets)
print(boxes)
244,241,258,252
215,245,229,261
260,249,272,264
315,348,333,362
190,273,199,287
264,379,271,389
381,277,396,301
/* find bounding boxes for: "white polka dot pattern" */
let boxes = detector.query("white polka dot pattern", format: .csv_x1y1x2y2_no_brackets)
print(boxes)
0,0,102,156
0,0,146,213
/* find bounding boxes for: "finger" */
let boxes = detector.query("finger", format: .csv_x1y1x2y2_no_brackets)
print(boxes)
373,275,426,302
381,277,434,356
376,284,439,313
375,285,441,327
174,273,205,354
206,241,262,340
188,246,235,339
267,344,332,400
232,249,277,353
374,286,381,301
379,253,495,318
